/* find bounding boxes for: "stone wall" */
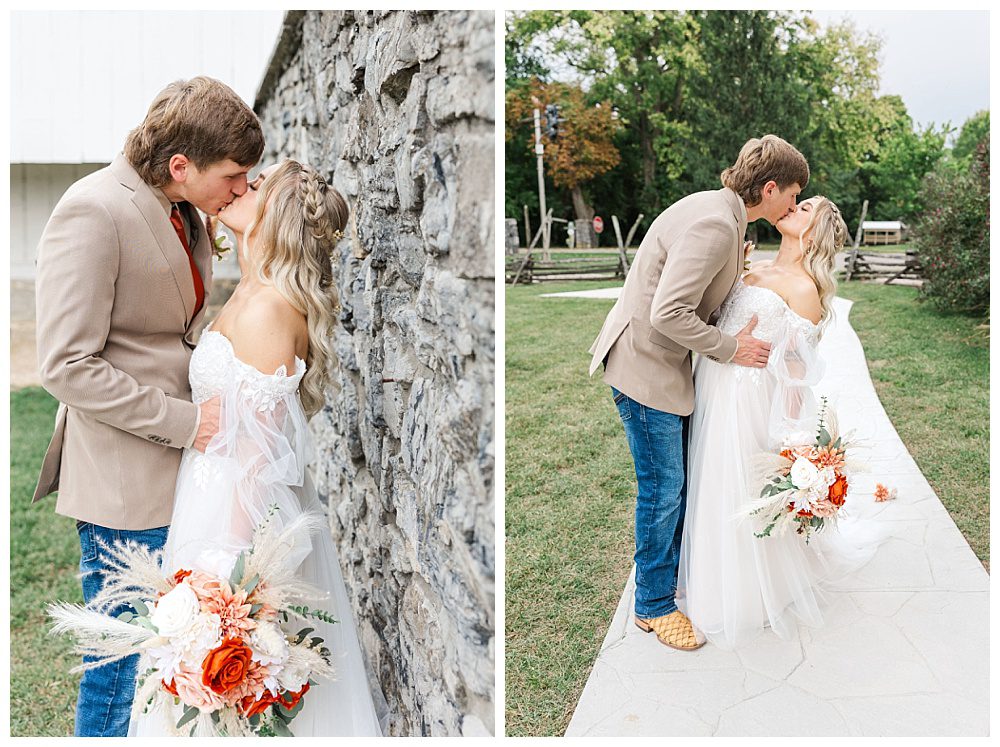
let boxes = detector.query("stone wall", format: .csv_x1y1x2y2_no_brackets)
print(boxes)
254,10,495,737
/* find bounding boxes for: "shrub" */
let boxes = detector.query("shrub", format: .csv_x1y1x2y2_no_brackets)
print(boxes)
913,133,989,315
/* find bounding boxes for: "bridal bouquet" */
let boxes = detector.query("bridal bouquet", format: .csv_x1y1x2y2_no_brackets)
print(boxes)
49,509,336,737
747,397,863,542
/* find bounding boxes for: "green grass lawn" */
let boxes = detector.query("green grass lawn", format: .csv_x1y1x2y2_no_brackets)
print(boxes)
504,278,988,736
10,388,80,736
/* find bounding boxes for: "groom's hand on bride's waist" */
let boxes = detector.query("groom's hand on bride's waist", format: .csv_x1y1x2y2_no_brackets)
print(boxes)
731,315,771,368
191,396,221,453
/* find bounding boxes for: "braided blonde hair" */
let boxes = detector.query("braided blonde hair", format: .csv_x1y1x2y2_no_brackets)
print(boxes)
800,197,849,336
244,159,348,417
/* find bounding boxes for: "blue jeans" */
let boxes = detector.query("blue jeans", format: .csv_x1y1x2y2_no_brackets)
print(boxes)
611,387,689,619
74,521,169,737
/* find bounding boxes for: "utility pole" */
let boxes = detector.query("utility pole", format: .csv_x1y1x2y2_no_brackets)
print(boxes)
533,108,550,260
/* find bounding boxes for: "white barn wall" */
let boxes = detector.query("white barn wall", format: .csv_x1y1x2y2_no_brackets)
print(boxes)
9,163,106,279
10,11,283,164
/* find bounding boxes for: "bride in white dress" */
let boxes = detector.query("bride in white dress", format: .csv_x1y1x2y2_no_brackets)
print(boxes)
676,195,883,650
130,159,386,735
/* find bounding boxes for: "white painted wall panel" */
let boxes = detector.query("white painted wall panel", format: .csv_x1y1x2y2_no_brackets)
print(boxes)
9,163,106,278
10,11,284,163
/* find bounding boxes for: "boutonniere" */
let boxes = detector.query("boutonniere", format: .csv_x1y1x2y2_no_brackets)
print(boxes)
743,240,755,272
207,216,233,260
213,230,234,260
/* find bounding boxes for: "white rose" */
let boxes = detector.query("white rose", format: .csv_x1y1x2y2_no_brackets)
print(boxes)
250,621,290,668
150,583,200,638
789,457,821,491
195,547,238,580
179,612,223,666
277,660,310,693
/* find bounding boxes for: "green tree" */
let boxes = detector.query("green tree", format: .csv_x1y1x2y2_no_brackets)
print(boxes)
859,99,949,222
952,109,989,163
913,132,989,314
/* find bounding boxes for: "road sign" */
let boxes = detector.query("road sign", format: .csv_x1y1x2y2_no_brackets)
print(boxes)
593,216,604,234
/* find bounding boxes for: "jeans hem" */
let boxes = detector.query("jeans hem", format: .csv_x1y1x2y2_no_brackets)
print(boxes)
635,602,678,619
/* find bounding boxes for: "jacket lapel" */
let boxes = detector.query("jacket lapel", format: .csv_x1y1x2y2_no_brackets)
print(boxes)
721,187,748,296
112,154,195,323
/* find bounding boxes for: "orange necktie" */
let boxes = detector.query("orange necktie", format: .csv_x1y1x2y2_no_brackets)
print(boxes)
169,204,205,319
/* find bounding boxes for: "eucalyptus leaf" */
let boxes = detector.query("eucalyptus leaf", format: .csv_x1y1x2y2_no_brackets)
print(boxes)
230,551,246,587
176,706,198,729
272,718,293,737
242,574,260,594
817,426,832,447
250,603,264,615
117,611,134,623
131,598,149,617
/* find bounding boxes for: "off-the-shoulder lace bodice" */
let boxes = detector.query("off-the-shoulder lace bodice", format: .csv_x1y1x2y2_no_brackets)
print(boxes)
190,325,306,409
716,279,819,345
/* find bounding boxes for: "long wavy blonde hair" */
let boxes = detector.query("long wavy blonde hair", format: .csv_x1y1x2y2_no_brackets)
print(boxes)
244,159,348,417
800,197,849,335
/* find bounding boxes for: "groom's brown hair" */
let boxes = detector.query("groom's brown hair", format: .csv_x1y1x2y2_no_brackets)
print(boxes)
123,76,264,188
721,134,809,207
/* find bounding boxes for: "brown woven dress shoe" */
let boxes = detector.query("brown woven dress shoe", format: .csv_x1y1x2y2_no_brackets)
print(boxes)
635,611,706,651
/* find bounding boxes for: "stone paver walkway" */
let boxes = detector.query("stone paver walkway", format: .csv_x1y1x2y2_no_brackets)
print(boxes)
558,291,988,737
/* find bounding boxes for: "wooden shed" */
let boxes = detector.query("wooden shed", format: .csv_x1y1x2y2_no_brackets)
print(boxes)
862,220,908,245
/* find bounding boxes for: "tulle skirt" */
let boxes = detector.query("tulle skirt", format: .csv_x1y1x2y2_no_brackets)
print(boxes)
675,355,884,650
128,449,387,736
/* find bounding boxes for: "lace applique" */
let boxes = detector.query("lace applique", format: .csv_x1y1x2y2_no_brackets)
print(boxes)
190,451,218,489
234,361,304,413
189,328,306,410
732,366,764,384
717,281,820,347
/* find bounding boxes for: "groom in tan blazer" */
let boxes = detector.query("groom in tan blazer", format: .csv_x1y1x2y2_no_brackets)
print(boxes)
589,135,809,651
32,76,264,737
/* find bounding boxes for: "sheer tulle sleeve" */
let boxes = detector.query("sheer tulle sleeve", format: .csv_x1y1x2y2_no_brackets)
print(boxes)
765,314,824,450
181,356,314,573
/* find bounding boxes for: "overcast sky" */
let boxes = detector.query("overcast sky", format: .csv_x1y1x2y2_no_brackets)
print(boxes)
811,10,989,131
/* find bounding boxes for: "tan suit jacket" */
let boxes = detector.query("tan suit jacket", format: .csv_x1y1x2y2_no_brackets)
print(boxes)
588,187,747,416
32,153,212,530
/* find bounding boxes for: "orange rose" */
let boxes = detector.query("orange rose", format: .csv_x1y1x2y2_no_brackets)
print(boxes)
277,683,310,711
240,690,278,718
202,638,254,694
828,475,848,506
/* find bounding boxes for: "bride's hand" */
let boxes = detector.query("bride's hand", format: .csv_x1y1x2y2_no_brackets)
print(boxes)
731,315,771,368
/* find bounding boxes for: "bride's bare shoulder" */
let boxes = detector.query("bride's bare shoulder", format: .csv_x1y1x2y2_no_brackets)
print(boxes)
778,273,822,324
229,289,308,374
